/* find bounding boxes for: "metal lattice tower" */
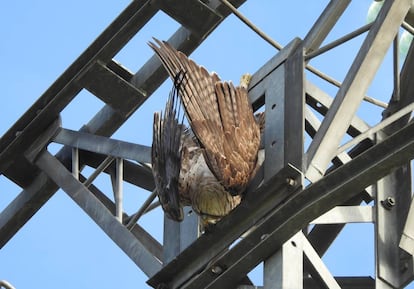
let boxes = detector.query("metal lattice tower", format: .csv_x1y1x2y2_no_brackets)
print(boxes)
2,0,414,288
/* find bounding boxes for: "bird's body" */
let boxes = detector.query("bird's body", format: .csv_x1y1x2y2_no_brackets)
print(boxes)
179,133,241,224
150,38,261,225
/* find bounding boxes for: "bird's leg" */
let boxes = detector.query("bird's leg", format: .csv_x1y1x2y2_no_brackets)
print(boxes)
239,73,252,89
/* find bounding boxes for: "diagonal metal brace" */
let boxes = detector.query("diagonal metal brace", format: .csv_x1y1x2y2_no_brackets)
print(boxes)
148,164,303,288
150,119,414,289
35,150,162,277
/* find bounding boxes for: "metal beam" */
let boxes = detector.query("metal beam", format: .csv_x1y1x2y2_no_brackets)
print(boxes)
302,232,341,289
147,164,302,288
150,117,414,289
375,161,414,288
80,61,146,114
0,172,57,249
303,0,351,54
77,173,163,261
0,22,233,249
305,80,371,138
306,0,412,182
0,280,15,289
163,207,200,264
81,151,154,191
0,0,251,268
158,0,222,38
307,194,369,257
0,0,158,176
264,233,303,289
311,206,373,224
304,276,374,289
239,277,376,289
261,41,305,289
375,44,414,286
53,128,151,164
0,0,160,246
35,150,162,277
248,38,302,108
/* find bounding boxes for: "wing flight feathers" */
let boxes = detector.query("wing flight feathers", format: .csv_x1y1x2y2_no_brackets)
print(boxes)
152,73,186,221
149,38,260,195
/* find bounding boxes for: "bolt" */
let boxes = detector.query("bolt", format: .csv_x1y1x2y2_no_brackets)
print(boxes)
286,177,296,187
260,234,269,241
381,197,396,210
211,265,223,275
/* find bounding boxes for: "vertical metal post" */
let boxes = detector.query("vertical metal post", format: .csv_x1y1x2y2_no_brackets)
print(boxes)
375,131,414,288
72,147,79,179
264,233,304,289
400,197,414,257
115,158,123,222
163,207,200,264
259,44,304,289
393,34,401,102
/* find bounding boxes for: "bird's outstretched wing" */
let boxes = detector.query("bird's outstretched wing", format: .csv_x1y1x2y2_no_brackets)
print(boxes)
152,72,185,221
149,38,260,195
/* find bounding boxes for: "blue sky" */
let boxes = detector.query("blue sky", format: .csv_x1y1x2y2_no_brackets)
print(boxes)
0,1,412,288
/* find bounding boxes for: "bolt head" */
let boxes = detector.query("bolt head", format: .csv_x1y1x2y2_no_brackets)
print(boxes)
286,178,296,187
211,265,223,275
381,197,396,210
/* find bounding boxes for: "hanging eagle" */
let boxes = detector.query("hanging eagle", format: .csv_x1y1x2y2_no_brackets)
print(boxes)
150,38,262,225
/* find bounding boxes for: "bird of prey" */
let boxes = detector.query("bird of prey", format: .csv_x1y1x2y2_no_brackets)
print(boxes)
150,38,262,225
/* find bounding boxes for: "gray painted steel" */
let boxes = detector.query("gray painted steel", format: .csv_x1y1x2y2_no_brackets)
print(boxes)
1,0,414,288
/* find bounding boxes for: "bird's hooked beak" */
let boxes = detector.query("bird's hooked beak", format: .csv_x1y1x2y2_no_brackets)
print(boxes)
157,183,184,222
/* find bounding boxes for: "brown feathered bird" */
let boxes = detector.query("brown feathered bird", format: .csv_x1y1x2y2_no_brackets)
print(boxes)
150,38,261,225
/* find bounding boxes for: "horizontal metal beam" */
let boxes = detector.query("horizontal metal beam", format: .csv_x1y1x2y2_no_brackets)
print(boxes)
53,128,151,163
307,193,369,257
158,0,222,38
305,277,374,289
239,277,375,289
81,61,147,114
150,118,414,289
35,150,162,277
310,206,373,224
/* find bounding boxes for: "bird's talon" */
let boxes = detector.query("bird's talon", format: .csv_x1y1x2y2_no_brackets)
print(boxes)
240,73,252,89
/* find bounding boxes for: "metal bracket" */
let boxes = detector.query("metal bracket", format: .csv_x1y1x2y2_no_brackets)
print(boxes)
24,116,62,163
